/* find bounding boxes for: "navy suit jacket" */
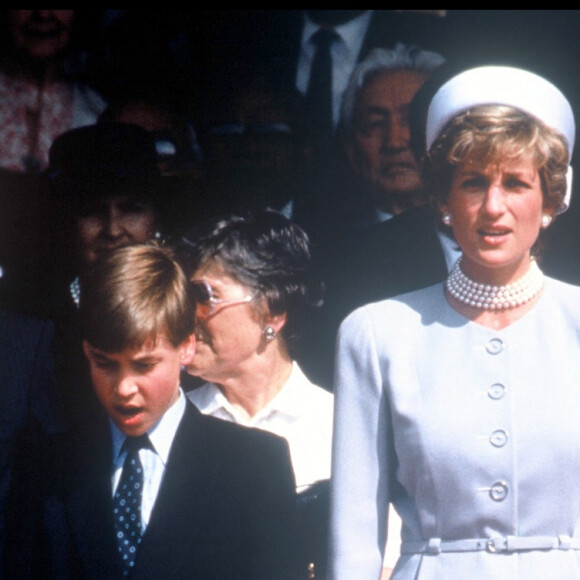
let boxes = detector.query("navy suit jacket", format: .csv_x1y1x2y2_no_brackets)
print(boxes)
0,310,64,575
48,401,299,580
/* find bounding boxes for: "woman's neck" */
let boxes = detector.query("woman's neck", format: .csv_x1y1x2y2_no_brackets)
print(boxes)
216,347,294,420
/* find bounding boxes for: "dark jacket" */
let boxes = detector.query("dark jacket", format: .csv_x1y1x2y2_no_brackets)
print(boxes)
45,402,300,580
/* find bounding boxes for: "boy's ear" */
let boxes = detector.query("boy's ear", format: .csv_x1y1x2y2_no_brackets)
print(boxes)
179,334,196,365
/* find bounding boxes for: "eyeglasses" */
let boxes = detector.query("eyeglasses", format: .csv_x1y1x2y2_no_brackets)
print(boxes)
190,280,257,316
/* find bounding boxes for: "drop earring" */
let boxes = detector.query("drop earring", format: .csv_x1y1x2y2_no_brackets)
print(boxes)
442,212,452,226
541,214,553,229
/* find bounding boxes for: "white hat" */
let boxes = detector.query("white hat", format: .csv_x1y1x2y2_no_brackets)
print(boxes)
425,65,576,212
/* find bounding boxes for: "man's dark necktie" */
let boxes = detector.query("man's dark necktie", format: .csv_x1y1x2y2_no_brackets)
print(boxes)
305,27,339,145
113,434,150,576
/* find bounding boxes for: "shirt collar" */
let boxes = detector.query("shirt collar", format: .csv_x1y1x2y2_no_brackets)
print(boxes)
200,361,310,422
373,206,395,224
301,10,372,57
263,361,311,418
111,388,187,466
192,382,230,416
335,11,372,58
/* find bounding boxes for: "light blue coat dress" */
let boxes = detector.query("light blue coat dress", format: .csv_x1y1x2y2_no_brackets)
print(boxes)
329,277,580,579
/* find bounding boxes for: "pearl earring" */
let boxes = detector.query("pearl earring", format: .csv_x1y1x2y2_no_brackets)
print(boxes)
442,212,452,226
541,214,553,229
263,326,276,342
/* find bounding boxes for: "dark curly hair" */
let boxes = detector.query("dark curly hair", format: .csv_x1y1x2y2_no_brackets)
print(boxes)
178,209,324,355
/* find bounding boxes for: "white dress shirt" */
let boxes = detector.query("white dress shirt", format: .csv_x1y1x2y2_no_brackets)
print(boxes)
296,11,373,128
110,388,186,532
187,361,333,492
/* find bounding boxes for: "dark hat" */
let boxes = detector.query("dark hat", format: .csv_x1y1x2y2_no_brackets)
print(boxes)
47,122,160,182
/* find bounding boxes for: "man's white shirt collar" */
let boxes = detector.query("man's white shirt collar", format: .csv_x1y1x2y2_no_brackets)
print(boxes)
298,11,373,126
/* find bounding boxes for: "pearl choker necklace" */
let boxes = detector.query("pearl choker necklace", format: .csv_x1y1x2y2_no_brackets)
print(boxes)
446,257,544,310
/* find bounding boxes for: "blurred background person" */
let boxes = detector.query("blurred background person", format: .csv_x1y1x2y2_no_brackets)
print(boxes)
245,10,450,246
98,86,201,178
0,10,106,174
0,10,105,311
196,75,310,228
178,209,331,579
331,43,445,232
98,86,203,237
45,123,166,308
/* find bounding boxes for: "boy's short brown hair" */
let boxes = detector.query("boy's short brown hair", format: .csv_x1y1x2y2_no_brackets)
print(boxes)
80,242,195,352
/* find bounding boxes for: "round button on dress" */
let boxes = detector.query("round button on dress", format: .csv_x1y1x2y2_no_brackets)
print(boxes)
486,338,504,355
489,481,509,501
489,429,509,448
488,383,506,400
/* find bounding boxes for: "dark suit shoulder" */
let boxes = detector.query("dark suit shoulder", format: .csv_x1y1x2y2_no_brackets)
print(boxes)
0,308,53,345
0,308,62,434
132,401,299,580
183,401,292,462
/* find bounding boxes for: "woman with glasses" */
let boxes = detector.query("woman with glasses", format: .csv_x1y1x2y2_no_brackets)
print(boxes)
178,208,332,578
329,65,580,580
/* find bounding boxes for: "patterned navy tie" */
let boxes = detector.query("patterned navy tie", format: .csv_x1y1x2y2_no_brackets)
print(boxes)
113,434,150,576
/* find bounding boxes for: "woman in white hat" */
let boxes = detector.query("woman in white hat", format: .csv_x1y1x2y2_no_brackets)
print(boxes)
328,65,580,579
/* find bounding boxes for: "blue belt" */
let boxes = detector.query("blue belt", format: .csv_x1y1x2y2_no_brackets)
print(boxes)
401,535,580,554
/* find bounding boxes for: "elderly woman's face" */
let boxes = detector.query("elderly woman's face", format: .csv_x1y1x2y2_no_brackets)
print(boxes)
186,263,266,383
75,195,157,267
441,156,547,282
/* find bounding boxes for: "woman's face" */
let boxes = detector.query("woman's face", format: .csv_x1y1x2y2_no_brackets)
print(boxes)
186,263,267,383
441,156,548,283
10,10,76,61
75,195,157,267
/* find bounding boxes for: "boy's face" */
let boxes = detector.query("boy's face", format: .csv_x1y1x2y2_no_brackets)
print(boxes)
83,334,195,436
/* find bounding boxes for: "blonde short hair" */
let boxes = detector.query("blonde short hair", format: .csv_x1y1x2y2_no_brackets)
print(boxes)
424,104,570,212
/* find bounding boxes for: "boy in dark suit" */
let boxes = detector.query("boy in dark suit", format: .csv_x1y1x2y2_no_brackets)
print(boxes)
49,242,298,579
